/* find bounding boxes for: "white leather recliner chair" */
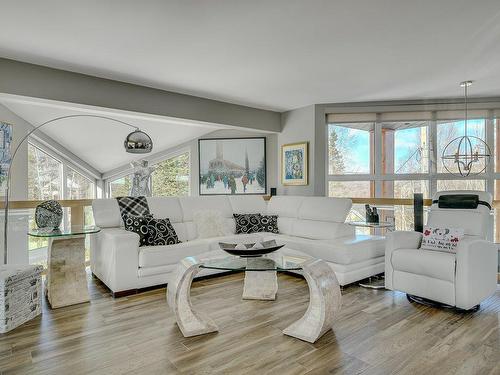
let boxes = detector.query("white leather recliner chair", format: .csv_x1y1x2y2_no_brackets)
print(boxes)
385,190,498,311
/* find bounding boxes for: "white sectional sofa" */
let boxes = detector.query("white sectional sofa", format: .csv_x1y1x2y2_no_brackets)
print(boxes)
91,195,385,296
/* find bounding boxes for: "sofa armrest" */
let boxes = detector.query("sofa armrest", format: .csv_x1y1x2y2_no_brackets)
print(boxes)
385,231,423,290
90,228,140,293
455,237,498,310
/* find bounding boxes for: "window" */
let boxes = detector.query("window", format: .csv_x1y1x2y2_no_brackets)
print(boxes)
27,143,62,200
109,175,132,198
327,111,496,236
382,122,429,174
67,167,95,199
152,152,190,197
328,123,372,175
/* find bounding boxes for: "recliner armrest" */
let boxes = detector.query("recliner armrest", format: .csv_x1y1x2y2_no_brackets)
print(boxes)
385,231,423,290
454,237,498,310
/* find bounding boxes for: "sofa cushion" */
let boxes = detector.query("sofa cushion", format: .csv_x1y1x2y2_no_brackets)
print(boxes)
391,248,456,283
261,233,385,265
229,196,268,214
298,196,352,223
267,196,304,218
139,240,211,267
146,197,183,223
291,219,354,240
123,214,154,247
179,196,233,221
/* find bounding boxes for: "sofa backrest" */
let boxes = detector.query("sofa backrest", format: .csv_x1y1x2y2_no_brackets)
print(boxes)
427,190,492,238
267,195,353,239
92,195,354,241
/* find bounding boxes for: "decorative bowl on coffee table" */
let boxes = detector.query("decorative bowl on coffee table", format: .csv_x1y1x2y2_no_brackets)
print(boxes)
218,240,284,257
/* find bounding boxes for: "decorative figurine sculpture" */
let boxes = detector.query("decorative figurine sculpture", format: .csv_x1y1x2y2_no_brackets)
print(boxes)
130,159,155,197
365,204,379,224
35,200,63,229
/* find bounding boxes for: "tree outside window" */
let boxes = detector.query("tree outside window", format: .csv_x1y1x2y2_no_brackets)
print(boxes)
152,152,190,197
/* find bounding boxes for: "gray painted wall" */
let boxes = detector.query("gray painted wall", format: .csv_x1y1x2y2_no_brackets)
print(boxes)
0,58,281,133
278,105,317,196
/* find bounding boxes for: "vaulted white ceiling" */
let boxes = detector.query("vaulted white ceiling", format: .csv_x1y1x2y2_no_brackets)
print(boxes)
0,97,226,173
1,1,499,111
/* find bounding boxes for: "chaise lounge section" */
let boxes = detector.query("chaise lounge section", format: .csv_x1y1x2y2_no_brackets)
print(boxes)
91,195,385,296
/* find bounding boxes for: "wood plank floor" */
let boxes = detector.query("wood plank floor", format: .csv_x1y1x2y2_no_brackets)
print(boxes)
0,273,499,375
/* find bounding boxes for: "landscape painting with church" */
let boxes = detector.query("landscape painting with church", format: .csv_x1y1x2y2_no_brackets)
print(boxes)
199,137,266,195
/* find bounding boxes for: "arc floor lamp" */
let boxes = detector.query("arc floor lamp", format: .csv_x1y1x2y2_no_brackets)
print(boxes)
3,114,153,264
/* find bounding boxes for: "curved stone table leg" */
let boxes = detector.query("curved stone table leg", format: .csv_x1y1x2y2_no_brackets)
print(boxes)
243,258,278,300
283,258,341,343
167,256,218,337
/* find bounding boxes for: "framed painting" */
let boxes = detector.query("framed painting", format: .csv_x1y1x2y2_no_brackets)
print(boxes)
281,142,308,186
198,137,266,195
0,122,12,197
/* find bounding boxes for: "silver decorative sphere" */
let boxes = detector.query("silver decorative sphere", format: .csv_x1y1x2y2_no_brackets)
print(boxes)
441,135,491,177
124,130,153,154
35,200,63,229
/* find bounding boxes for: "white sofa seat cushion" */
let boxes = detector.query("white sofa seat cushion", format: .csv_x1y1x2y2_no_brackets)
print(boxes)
139,240,211,268
291,219,354,240
391,248,456,283
261,233,385,265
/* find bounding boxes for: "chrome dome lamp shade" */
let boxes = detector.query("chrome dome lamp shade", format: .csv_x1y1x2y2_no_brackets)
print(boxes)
124,129,153,154
441,81,491,177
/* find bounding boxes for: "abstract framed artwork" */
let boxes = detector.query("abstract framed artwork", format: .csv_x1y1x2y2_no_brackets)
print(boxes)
0,122,12,197
281,142,308,186
198,137,266,195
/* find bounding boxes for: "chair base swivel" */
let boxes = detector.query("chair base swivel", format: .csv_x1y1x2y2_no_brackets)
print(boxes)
406,294,480,313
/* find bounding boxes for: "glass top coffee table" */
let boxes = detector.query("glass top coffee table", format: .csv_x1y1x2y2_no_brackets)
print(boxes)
28,225,101,309
167,252,342,343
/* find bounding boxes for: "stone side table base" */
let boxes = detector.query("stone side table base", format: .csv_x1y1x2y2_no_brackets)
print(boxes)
167,257,218,337
243,270,278,300
46,235,90,309
282,258,341,343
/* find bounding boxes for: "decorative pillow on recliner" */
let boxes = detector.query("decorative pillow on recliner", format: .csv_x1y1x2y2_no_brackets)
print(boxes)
233,213,262,234
420,226,464,253
258,215,279,234
123,214,180,247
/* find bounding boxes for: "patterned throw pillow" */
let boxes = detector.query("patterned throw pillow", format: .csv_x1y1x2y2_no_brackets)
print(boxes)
233,214,262,234
259,215,279,234
143,217,181,246
116,196,151,222
123,215,180,247
123,214,153,247
420,226,464,253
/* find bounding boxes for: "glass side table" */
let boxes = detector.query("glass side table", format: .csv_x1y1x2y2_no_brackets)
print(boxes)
28,225,101,309
167,252,342,343
347,221,394,289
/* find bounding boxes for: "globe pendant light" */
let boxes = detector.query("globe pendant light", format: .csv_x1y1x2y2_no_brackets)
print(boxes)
441,81,491,177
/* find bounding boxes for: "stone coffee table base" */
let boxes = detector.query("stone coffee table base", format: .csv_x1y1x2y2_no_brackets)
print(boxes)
167,256,341,343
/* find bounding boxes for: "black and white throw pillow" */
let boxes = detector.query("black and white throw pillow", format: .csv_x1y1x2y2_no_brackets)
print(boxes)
123,214,153,247
259,215,279,234
116,196,151,222
233,213,262,234
144,217,181,246
123,214,181,247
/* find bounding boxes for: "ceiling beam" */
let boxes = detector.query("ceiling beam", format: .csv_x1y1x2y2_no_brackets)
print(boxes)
0,58,281,133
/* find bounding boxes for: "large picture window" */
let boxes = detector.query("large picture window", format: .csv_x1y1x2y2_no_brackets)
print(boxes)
327,111,497,236
152,152,190,197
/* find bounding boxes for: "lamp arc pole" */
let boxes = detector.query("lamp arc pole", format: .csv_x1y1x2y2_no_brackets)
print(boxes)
3,114,152,264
